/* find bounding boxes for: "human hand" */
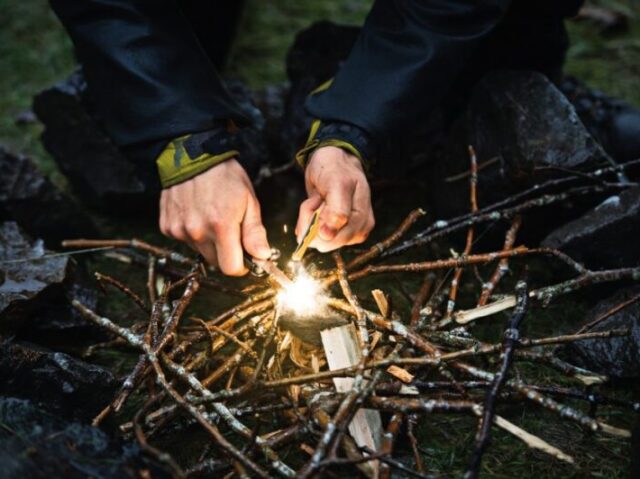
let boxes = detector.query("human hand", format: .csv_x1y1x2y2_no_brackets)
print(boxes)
159,159,271,275
295,146,374,252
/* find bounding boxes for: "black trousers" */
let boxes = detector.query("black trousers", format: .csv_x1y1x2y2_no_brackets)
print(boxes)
125,0,578,188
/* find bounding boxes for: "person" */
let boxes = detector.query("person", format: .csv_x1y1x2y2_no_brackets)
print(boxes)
49,0,638,276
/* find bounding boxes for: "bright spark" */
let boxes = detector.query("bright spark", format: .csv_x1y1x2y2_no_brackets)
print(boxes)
276,268,326,317
283,224,288,234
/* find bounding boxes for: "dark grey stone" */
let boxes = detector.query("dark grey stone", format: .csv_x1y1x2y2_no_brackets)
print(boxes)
428,70,614,220
0,397,170,479
0,341,116,420
542,187,640,269
0,146,97,247
27,282,101,339
0,222,70,332
32,71,148,212
0,222,101,339
564,286,640,379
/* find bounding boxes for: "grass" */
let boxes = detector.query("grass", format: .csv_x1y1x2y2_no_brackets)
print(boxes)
565,2,640,106
1,0,638,172
0,0,74,180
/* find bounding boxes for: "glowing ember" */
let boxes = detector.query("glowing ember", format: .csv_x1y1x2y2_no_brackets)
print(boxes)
276,269,326,317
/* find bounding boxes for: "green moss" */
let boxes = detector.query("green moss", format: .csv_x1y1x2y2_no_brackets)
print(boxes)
0,0,74,181
226,0,371,88
566,12,640,107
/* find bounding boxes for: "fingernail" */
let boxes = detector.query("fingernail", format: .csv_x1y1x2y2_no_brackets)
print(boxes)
319,225,337,241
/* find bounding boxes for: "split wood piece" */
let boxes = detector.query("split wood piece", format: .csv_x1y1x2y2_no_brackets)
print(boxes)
371,290,416,389
321,323,383,477
371,289,390,318
292,209,321,262
386,365,414,384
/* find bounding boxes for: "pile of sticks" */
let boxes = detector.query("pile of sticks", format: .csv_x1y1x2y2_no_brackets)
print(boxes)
66,150,640,478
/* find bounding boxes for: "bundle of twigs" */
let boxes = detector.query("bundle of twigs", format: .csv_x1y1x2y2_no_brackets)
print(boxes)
65,151,640,478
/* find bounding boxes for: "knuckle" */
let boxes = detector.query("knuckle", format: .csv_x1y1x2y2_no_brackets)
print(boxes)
208,218,225,234
366,216,375,233
326,210,349,227
159,218,169,236
169,226,185,241
353,232,367,244
300,198,316,215
339,176,354,187
185,219,206,242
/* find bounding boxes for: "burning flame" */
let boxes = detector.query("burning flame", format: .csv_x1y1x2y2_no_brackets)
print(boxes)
276,268,326,317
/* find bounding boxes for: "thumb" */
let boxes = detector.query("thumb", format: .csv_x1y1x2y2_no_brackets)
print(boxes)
242,198,271,260
319,181,353,241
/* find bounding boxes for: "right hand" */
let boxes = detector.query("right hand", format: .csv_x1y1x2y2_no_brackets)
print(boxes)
295,146,374,252
159,159,271,276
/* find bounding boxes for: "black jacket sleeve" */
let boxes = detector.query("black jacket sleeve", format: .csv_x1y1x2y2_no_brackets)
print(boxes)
305,0,511,142
49,0,248,148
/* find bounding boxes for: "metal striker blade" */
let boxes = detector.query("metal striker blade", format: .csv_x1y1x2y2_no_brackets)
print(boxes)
255,258,293,288
244,248,293,288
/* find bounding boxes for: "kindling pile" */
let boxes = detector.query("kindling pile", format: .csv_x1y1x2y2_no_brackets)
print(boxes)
65,150,640,478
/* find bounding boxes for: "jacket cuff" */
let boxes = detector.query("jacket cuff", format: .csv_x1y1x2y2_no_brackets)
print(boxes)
295,120,375,170
156,128,238,188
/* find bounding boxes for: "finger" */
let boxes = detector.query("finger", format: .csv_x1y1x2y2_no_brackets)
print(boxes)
312,211,368,252
242,198,271,260
319,180,354,241
168,222,187,242
295,194,323,242
213,221,246,276
312,182,373,252
195,240,218,268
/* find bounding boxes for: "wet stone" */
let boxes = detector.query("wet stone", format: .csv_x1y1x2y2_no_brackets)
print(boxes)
428,70,613,220
0,341,116,420
26,281,102,342
541,187,640,269
32,70,148,213
564,285,640,379
0,146,97,247
0,222,70,332
0,397,170,479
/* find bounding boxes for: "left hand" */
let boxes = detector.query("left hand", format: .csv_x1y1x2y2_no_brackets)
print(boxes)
159,159,271,276
295,146,375,252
